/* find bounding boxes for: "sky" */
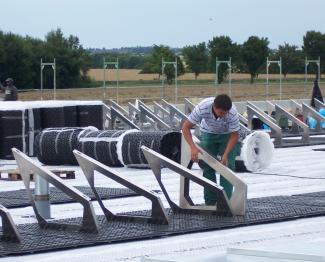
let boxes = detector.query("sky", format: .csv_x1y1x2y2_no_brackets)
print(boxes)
1,0,325,49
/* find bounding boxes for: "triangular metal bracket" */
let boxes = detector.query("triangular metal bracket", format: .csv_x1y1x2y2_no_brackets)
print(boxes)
0,205,21,242
73,150,169,224
12,148,99,233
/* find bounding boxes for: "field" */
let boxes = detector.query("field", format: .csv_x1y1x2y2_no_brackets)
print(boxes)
14,70,324,105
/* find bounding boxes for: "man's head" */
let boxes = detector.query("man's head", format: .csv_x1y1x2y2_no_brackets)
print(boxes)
213,94,232,117
5,78,13,85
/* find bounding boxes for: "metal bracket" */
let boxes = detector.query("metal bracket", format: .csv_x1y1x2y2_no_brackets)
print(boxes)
161,99,188,129
110,106,140,130
302,103,325,132
247,102,282,146
73,150,169,224
128,102,156,129
314,98,325,111
142,145,246,216
275,104,309,144
12,148,99,233
184,98,195,115
0,205,21,242
139,105,171,130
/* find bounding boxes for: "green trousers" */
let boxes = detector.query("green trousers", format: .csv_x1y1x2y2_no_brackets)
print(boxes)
199,132,239,204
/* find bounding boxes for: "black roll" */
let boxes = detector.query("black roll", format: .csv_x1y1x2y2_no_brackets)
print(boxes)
78,129,125,167
0,110,28,159
121,131,181,168
34,127,86,165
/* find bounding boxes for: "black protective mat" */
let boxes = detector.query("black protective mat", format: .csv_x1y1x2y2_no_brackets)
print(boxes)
1,191,325,257
0,187,138,208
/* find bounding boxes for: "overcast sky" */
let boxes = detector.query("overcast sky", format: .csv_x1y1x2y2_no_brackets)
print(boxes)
1,0,324,49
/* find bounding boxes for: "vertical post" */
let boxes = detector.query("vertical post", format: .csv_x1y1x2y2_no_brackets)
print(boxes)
161,58,164,99
116,58,119,103
175,57,178,104
34,175,51,219
215,57,219,92
305,57,308,97
229,57,232,97
103,57,106,101
53,58,56,100
266,57,269,100
279,57,282,100
40,58,43,100
318,56,321,84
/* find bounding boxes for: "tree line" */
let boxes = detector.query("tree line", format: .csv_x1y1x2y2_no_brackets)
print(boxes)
0,29,325,89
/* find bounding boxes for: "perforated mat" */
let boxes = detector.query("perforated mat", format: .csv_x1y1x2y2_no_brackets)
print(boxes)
1,191,325,257
0,187,138,208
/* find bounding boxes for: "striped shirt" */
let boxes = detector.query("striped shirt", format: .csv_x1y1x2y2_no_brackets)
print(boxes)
188,97,240,134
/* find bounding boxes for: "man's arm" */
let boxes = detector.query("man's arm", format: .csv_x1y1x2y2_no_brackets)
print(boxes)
221,131,239,166
182,119,202,162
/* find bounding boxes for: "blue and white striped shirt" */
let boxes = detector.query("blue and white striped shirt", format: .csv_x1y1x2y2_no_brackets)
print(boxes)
188,97,240,134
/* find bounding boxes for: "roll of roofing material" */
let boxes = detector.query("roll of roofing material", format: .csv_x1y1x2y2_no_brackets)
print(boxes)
240,131,274,172
120,131,181,168
34,127,93,165
0,110,28,159
78,129,126,167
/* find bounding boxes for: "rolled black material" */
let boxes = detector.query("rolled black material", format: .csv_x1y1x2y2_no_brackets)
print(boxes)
122,131,181,168
78,130,125,167
0,110,28,159
34,128,85,165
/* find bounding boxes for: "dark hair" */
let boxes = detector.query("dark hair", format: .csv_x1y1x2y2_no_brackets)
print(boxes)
213,94,232,111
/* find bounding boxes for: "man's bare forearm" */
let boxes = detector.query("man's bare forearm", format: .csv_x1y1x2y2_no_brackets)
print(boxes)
223,131,239,158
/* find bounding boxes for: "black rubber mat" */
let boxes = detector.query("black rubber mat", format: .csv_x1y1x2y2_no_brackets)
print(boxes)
0,187,138,209
1,191,325,257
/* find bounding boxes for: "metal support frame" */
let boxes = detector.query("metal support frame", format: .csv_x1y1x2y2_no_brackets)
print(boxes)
162,58,178,103
184,98,195,115
215,57,232,96
161,99,188,123
73,150,169,224
302,102,325,132
110,106,140,130
290,99,303,113
238,113,248,126
139,104,171,130
40,58,56,100
153,101,170,121
0,205,21,242
12,148,99,233
142,144,246,216
246,102,282,146
128,102,156,129
103,58,119,102
266,57,282,100
275,103,309,144
305,57,321,97
314,98,325,111
110,100,129,116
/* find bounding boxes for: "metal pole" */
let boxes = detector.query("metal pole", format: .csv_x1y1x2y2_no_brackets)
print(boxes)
229,57,232,97
279,57,282,100
305,57,308,97
266,57,269,100
53,58,56,100
34,175,51,219
175,57,178,104
40,58,43,100
161,58,164,99
318,56,321,84
103,58,106,101
116,58,119,103
215,57,218,92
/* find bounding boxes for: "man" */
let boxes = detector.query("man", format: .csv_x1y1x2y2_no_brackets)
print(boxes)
0,78,18,101
182,94,240,204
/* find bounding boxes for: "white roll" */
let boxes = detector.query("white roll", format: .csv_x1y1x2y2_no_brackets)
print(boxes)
240,131,274,172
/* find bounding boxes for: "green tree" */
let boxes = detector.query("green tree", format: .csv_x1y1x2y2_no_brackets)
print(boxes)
141,45,184,84
242,36,269,83
207,36,240,83
182,42,208,79
303,31,325,74
273,43,303,77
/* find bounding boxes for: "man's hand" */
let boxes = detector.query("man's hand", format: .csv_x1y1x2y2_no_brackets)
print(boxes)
221,154,228,166
191,145,202,162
